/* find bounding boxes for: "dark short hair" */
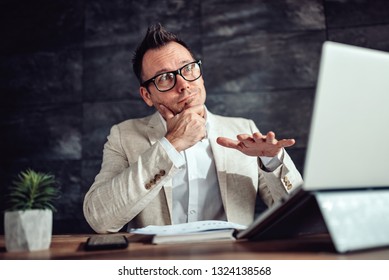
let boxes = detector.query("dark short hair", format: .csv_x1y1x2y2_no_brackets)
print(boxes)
132,23,194,84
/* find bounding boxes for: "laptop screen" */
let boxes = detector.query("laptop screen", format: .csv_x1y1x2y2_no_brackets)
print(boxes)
303,41,389,191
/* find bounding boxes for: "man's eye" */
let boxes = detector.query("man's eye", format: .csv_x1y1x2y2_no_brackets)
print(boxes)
157,73,174,83
184,64,194,72
159,74,168,82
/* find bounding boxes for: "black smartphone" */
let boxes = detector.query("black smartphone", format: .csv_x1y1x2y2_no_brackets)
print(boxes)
84,235,128,251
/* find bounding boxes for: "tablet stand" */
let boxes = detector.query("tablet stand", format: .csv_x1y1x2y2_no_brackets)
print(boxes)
315,189,389,253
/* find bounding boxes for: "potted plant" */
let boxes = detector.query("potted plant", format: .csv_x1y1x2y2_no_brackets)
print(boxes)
4,169,60,252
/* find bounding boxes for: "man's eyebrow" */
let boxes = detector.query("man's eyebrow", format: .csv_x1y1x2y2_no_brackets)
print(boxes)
152,60,193,77
153,68,170,76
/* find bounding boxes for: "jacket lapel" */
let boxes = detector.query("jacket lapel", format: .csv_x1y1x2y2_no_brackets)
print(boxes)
146,112,166,146
208,112,228,213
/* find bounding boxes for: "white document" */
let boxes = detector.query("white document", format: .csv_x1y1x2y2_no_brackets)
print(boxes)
129,220,247,236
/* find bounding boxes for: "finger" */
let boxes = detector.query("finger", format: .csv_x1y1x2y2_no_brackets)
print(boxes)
236,134,253,142
216,137,240,149
278,138,296,148
159,104,175,120
183,104,205,118
253,132,265,142
237,134,255,147
265,131,276,143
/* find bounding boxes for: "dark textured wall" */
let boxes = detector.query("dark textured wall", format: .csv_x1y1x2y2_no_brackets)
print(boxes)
1,0,388,234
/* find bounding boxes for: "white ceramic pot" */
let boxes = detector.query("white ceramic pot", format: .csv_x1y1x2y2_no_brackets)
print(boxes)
4,209,53,252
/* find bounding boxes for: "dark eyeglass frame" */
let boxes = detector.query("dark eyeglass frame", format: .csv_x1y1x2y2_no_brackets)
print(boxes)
141,60,202,92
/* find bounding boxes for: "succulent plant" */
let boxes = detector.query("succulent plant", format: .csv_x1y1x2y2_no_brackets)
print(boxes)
7,169,60,211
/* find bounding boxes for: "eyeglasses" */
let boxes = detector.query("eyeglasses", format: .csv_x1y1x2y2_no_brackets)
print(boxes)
141,60,202,92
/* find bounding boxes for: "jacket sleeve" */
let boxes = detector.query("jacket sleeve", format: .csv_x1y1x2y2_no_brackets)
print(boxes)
258,151,304,207
83,125,177,233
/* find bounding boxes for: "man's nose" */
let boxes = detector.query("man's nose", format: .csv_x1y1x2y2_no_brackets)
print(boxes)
175,73,190,92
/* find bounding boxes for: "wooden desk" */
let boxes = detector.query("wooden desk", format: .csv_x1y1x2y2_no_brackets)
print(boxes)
1,234,389,260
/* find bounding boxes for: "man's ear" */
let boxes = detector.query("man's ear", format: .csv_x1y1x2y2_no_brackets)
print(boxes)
139,87,153,107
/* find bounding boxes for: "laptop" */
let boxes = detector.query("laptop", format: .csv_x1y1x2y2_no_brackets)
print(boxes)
237,41,389,252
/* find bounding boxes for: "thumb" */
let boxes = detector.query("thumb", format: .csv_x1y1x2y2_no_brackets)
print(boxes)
159,104,175,120
216,137,239,149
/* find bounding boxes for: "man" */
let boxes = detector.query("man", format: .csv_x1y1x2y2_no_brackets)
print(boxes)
83,24,303,233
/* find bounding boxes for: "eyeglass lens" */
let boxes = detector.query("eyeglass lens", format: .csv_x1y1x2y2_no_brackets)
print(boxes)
154,61,201,92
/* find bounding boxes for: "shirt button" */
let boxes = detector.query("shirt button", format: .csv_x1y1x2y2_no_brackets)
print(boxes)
159,170,166,176
189,210,196,215
145,183,152,190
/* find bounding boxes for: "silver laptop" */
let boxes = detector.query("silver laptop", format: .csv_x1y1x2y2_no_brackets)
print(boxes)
304,41,389,190
238,41,389,252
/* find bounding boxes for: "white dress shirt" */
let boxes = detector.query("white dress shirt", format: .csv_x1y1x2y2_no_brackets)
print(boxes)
158,109,282,224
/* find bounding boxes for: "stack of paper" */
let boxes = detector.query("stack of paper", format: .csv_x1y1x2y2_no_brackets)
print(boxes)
129,220,247,244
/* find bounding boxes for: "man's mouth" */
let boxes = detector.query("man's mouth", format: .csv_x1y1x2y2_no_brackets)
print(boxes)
174,97,195,115
182,97,195,106
178,95,195,105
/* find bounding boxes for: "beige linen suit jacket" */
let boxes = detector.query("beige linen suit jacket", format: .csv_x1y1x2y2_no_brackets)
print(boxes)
83,111,303,233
